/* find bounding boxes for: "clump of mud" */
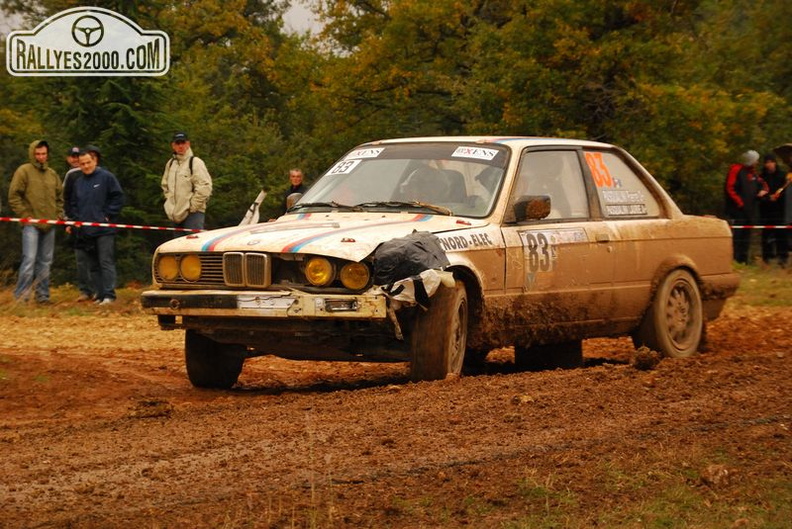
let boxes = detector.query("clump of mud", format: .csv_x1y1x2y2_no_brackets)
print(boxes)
632,346,662,371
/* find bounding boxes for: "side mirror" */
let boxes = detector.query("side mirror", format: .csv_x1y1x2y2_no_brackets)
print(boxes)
285,192,303,211
513,195,551,222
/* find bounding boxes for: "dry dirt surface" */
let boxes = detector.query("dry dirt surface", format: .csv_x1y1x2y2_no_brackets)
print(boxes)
0,300,790,528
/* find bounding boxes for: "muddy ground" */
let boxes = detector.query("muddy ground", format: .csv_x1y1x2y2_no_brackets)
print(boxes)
0,290,790,528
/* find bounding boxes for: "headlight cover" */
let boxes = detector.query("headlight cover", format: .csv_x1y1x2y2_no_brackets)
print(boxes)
179,254,202,282
339,262,370,290
305,257,335,286
157,255,179,281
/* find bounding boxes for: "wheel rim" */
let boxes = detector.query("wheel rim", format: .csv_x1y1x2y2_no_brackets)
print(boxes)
664,278,699,349
448,297,468,374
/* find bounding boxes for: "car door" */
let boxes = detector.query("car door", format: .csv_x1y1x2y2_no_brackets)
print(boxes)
501,148,617,337
581,148,666,332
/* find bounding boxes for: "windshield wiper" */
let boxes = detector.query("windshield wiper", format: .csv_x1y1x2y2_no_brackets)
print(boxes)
355,201,453,216
288,202,364,212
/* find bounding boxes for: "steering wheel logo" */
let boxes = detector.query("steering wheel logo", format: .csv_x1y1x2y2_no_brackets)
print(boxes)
71,15,104,47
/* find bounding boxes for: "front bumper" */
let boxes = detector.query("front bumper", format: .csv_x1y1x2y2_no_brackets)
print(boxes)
141,289,389,319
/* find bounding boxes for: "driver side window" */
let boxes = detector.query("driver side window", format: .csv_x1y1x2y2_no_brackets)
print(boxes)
511,150,589,221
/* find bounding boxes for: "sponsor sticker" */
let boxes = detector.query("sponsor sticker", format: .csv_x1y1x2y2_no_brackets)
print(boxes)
6,6,170,76
345,148,384,160
452,146,499,161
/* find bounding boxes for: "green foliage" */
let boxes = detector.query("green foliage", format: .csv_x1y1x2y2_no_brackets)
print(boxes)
2,0,792,285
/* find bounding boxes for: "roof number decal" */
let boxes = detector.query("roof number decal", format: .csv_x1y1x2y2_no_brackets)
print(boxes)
452,146,499,161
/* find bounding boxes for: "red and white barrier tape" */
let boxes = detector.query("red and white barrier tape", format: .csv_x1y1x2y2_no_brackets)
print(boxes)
731,225,792,229
2,216,788,232
0,216,202,233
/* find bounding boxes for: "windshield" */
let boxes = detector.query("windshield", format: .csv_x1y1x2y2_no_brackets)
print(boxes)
293,142,509,217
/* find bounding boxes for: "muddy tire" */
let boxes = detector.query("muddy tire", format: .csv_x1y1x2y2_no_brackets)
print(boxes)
185,330,245,389
409,280,468,382
514,341,583,371
633,269,703,358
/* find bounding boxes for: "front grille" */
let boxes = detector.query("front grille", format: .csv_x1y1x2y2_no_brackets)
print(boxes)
223,253,244,286
245,253,271,287
156,252,272,288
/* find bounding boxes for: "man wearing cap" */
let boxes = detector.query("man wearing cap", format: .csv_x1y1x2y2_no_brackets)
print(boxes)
161,132,212,231
725,149,769,263
7,139,63,303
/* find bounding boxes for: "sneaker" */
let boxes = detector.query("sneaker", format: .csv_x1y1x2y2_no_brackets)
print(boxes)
77,293,94,302
36,299,52,305
97,298,115,305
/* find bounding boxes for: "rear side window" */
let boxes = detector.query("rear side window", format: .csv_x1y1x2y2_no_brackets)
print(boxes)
584,150,661,218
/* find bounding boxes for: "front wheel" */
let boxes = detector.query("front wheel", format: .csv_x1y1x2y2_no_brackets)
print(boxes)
409,280,468,381
633,269,703,358
185,330,245,389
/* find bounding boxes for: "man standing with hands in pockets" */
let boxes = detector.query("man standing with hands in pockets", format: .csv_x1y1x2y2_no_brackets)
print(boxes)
71,149,124,305
161,132,212,231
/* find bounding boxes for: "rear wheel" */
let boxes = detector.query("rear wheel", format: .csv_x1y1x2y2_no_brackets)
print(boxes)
514,341,583,371
633,269,703,358
185,330,245,389
409,280,468,381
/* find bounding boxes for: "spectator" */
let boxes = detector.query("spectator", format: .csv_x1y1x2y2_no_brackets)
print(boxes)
70,149,124,305
7,139,63,304
282,168,307,214
161,132,212,231
63,145,102,301
759,153,789,267
724,150,768,264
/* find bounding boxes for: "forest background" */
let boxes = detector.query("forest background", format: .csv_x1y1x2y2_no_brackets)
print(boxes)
1,0,790,287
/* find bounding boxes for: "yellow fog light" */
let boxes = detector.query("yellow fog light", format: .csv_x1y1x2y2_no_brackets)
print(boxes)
339,262,370,290
179,254,202,282
305,257,335,286
158,255,179,281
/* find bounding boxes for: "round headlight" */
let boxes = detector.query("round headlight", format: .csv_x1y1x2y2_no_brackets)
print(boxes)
179,254,202,282
339,262,370,290
305,257,335,286
158,255,179,281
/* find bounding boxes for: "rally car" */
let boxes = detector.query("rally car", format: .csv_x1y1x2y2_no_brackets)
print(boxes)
141,137,739,388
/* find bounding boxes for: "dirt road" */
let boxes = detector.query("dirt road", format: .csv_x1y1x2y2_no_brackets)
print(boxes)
0,296,790,528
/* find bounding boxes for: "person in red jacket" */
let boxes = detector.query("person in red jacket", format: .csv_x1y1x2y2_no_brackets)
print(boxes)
724,150,769,263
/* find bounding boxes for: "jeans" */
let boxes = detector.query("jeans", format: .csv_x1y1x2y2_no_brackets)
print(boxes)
14,225,55,302
76,234,117,300
173,212,205,239
74,247,99,297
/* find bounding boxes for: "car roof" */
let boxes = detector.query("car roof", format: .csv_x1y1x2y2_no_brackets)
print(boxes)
361,136,616,150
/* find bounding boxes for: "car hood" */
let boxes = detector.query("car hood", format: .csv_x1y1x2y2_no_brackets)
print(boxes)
159,212,489,261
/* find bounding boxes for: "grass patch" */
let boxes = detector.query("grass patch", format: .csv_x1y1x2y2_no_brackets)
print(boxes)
0,283,148,316
729,263,792,307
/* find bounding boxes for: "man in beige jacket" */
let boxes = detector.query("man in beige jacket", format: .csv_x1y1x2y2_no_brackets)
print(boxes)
161,131,212,231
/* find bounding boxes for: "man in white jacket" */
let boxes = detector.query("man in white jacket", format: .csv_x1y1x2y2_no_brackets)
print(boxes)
161,131,212,231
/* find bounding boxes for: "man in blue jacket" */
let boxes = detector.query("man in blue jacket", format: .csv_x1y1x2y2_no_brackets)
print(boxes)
71,149,124,305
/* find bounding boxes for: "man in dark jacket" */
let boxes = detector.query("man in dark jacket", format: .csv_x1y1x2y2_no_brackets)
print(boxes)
759,153,789,266
724,150,768,263
7,139,63,303
71,149,124,305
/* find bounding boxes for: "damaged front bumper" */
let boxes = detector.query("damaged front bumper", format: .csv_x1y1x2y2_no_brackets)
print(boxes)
141,289,389,321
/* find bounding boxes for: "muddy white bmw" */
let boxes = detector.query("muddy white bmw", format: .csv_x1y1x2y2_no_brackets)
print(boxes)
142,137,739,388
